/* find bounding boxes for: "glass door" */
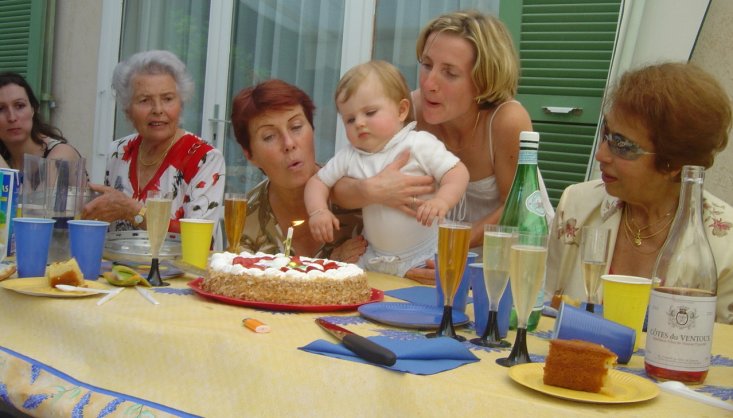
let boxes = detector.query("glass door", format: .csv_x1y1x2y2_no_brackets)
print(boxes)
222,0,348,193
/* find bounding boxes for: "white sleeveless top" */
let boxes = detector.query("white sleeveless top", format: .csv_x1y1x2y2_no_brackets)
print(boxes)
463,100,518,223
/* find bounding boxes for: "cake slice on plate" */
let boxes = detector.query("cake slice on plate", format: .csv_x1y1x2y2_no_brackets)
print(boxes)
47,258,85,287
543,339,617,393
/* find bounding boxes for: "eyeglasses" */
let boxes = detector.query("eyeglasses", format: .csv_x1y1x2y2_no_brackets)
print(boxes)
601,123,655,160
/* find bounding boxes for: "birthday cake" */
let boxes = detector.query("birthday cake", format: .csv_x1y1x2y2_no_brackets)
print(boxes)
204,252,371,305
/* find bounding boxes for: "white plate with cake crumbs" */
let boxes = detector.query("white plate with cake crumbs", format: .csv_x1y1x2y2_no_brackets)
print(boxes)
0,278,111,298
508,363,659,404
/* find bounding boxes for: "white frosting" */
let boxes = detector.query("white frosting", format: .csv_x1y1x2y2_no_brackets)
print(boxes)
209,251,364,280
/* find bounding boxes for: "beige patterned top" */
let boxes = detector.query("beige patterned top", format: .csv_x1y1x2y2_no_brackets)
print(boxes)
240,178,363,260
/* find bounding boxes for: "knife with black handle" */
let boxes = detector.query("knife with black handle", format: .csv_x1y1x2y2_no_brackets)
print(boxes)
315,318,397,366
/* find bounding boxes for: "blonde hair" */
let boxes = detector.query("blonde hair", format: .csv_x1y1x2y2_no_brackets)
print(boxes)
416,10,519,105
335,60,415,123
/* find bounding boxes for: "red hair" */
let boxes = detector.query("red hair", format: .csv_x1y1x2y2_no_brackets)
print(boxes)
608,62,731,172
230,79,315,154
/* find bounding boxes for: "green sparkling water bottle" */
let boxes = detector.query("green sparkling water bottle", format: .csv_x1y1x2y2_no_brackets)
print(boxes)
499,131,548,331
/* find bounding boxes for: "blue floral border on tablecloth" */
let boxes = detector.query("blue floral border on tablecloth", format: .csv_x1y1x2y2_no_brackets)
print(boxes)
0,345,201,417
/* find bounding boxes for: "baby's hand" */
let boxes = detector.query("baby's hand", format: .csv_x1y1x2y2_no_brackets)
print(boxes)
309,209,340,243
416,198,450,226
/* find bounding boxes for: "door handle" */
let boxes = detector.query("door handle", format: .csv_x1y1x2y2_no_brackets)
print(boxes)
542,106,583,116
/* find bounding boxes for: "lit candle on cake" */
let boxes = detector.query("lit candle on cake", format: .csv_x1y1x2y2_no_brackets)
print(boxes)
284,220,304,256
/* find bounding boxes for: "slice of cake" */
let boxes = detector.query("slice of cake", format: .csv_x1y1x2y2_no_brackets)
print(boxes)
0,261,16,281
205,252,371,305
543,339,617,393
47,258,85,287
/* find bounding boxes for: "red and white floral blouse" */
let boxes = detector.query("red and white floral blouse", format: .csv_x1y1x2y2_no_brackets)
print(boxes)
104,132,225,234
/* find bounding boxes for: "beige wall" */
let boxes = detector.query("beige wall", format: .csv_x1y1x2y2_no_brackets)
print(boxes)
691,0,733,204
49,0,102,160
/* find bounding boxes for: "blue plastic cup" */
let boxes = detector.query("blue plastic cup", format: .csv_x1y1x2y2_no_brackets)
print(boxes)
553,303,636,364
69,220,110,280
435,251,478,313
468,262,513,338
13,218,56,278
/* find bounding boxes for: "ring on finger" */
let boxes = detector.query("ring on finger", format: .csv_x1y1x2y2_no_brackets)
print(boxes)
411,196,417,208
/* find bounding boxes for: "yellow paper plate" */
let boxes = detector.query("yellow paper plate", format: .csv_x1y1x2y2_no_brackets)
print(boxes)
0,278,112,298
508,363,659,404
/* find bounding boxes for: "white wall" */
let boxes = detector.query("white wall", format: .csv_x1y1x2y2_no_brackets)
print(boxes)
592,0,733,205
589,0,711,178
691,0,733,204
628,0,709,68
50,0,102,162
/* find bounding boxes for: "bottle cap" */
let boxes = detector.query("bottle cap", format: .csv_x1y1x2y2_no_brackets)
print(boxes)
519,131,540,149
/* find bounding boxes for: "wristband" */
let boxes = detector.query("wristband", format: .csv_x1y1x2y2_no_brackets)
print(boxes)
309,209,325,217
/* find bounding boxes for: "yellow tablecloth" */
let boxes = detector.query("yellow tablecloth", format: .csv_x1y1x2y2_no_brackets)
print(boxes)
0,272,731,417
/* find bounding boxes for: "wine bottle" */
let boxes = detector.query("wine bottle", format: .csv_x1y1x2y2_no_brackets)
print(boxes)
499,131,548,331
645,165,716,384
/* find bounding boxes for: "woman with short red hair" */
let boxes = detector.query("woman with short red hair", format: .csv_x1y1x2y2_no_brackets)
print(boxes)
230,79,365,262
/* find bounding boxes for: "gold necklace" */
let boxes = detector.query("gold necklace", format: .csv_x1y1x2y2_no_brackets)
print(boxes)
623,206,674,247
138,136,177,167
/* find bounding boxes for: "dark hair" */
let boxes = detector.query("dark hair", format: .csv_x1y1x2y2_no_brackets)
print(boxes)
607,62,731,172
230,79,315,154
0,72,69,162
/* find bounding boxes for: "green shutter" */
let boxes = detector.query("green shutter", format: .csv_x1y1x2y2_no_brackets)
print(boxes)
502,0,621,205
0,0,46,92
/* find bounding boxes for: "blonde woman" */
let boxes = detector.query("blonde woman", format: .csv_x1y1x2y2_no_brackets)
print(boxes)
334,11,531,282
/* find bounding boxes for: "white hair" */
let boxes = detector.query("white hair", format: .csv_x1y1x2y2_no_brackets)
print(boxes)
111,50,194,111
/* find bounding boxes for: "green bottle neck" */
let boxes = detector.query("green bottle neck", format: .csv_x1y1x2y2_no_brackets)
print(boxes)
499,148,546,231
518,148,538,165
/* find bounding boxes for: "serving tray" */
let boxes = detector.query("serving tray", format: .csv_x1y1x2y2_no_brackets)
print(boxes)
103,230,182,263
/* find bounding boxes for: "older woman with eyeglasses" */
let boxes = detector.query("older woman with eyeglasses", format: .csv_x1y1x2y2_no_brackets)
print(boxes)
546,62,733,324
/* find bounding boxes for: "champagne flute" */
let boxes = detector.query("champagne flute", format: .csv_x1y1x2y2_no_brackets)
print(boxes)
470,225,517,348
497,232,548,367
427,219,471,341
581,226,610,313
145,190,172,287
224,193,248,253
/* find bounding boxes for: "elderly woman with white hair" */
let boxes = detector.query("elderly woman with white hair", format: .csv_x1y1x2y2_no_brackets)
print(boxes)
83,50,225,235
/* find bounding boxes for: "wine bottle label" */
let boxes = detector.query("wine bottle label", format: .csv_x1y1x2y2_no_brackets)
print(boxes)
524,190,545,217
645,290,716,372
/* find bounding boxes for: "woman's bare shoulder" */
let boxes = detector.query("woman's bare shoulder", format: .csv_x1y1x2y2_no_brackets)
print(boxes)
491,100,531,129
489,101,532,147
46,142,83,161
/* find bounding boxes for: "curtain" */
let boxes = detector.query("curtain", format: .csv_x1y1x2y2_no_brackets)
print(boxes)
114,0,211,140
373,0,500,90
225,0,345,193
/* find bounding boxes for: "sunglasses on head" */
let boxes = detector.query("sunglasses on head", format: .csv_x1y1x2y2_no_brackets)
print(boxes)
601,122,655,160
